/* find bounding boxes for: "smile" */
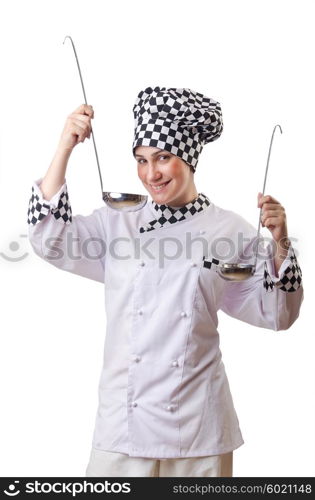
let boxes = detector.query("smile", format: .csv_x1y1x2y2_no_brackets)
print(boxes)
150,180,171,191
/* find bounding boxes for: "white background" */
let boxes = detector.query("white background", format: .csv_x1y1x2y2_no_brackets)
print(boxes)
0,0,314,477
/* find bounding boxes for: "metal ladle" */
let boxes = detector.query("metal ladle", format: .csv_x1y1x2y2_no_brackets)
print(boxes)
63,36,148,211
217,124,283,281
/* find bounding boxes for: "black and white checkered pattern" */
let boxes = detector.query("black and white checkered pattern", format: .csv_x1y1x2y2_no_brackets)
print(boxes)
51,191,72,224
27,185,72,226
263,248,302,292
203,256,220,269
27,186,51,225
263,263,275,291
132,87,223,172
139,193,210,233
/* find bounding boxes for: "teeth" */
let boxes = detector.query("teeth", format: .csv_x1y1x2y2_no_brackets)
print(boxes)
151,182,168,190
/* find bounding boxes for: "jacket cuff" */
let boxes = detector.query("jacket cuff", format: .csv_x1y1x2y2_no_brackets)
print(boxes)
263,244,302,292
27,177,72,225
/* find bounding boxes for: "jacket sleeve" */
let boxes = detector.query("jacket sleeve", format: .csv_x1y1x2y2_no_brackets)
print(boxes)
218,232,304,332
27,178,107,283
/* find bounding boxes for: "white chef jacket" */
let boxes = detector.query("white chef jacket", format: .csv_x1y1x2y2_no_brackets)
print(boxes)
27,178,303,459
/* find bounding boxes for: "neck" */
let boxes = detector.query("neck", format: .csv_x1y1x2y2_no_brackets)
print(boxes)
169,193,199,209
161,186,199,208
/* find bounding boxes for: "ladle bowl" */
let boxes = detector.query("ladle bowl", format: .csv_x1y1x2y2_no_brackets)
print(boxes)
102,192,148,211
216,263,256,281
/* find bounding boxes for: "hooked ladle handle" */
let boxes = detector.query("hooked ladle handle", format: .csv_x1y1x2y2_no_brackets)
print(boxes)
63,36,104,197
253,124,283,271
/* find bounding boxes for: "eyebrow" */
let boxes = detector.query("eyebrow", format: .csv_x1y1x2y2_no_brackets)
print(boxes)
135,150,167,158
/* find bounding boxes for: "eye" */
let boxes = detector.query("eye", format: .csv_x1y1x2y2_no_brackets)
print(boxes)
158,155,169,161
137,158,146,164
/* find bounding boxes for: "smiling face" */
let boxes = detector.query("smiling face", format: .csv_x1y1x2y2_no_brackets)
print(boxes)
135,146,198,206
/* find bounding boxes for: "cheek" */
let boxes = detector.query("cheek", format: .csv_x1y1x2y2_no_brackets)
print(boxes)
137,167,144,180
169,162,189,183
168,162,183,177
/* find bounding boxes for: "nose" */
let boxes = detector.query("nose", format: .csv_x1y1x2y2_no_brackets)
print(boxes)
146,162,163,183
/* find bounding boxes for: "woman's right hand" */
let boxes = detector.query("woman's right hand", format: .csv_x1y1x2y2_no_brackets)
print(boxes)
57,103,94,152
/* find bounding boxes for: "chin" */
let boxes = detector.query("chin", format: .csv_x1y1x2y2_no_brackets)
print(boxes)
145,181,178,205
152,192,174,204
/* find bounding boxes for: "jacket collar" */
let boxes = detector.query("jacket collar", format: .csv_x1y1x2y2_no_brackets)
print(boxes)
139,192,210,233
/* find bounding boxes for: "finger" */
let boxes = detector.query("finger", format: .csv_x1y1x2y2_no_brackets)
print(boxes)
71,116,91,129
261,208,284,218
263,194,280,204
261,203,284,212
72,123,89,142
70,113,92,121
262,216,283,228
257,192,263,207
261,210,285,225
72,104,94,117
258,194,280,208
70,122,91,143
71,118,92,137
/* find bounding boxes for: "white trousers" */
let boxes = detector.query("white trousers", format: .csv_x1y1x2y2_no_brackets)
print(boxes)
85,448,233,477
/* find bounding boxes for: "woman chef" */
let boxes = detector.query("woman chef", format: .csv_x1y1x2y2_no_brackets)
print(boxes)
27,87,303,477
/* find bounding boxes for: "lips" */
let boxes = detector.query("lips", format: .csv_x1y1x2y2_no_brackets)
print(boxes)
150,180,171,191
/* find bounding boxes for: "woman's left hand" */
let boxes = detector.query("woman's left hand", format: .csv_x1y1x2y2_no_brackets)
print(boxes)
257,192,288,243
257,193,290,275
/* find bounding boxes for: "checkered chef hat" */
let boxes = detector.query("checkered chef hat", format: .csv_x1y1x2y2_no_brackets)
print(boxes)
132,87,223,172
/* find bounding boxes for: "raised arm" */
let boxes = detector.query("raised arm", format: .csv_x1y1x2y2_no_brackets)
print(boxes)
27,104,108,284
40,103,94,200
219,195,303,331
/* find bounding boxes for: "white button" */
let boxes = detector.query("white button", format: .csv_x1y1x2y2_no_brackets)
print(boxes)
180,311,187,317
191,261,197,267
166,405,175,411
134,355,141,362
171,360,179,367
199,229,206,234
138,309,143,315
131,401,138,407
139,260,145,266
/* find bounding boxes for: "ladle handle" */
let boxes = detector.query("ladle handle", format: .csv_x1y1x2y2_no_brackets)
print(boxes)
63,36,104,197
253,124,283,270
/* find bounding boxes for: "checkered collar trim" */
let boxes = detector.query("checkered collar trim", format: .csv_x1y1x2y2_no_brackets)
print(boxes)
139,192,210,233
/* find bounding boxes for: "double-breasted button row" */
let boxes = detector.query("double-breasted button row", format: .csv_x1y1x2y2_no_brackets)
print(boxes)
138,260,199,268
132,355,178,367
130,401,176,412
131,252,189,417
136,308,188,318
